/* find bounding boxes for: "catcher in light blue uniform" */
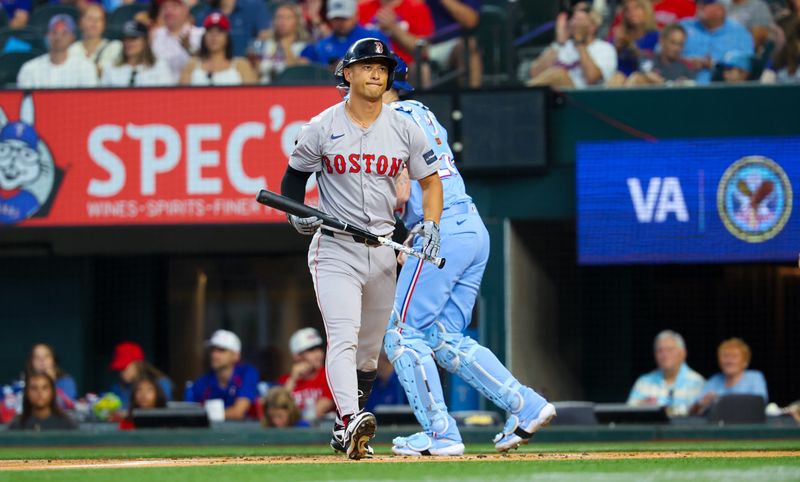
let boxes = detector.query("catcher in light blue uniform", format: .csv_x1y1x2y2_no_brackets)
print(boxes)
380,56,556,456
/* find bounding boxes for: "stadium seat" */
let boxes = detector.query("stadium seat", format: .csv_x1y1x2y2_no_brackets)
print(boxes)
706,394,766,425
28,5,80,34
107,3,148,30
272,64,336,85
190,0,209,21
0,27,46,52
550,401,598,426
0,8,8,30
0,50,44,87
104,25,123,41
476,4,512,84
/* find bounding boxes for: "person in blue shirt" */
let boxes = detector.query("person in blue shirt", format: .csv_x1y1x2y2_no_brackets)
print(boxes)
680,0,754,84
300,0,389,68
109,341,173,410
1,0,32,29
25,343,78,411
184,329,259,420
195,0,271,57
627,330,705,416
691,337,768,414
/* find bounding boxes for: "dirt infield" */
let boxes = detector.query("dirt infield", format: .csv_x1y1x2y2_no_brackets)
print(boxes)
2,451,798,471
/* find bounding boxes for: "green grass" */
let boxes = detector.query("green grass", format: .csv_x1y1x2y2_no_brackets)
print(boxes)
1,440,799,482
0,439,798,460
1,458,800,482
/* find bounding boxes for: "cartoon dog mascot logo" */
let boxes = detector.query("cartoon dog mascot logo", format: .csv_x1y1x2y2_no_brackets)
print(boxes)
0,95,61,224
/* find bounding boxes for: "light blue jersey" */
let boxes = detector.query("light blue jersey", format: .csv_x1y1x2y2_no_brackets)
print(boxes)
391,100,472,229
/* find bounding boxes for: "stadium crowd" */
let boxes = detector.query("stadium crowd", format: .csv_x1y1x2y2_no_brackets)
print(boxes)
2,326,794,431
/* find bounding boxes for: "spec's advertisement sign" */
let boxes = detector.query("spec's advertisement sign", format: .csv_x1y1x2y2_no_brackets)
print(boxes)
577,137,798,264
0,87,340,227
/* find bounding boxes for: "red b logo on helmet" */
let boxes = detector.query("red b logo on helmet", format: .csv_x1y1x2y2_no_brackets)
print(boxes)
374,41,384,54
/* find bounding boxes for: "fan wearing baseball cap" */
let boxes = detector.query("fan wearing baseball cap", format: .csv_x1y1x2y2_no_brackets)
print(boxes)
184,329,260,420
193,0,271,57
277,328,335,421
108,341,173,410
17,14,99,89
179,12,257,85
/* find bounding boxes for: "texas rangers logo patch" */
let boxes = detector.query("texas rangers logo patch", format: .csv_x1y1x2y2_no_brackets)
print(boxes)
374,41,384,54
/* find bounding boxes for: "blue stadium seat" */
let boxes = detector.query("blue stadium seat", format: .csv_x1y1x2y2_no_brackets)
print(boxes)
28,4,80,34
0,27,47,52
108,3,148,30
0,50,44,87
272,64,336,86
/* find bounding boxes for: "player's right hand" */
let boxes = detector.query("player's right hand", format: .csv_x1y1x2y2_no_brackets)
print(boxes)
288,214,323,235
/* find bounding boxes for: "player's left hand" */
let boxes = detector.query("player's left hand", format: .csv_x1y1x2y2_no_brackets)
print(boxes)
288,214,323,235
421,220,440,259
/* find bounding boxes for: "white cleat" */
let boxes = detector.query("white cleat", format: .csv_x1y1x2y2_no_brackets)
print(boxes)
391,431,465,456
494,402,556,452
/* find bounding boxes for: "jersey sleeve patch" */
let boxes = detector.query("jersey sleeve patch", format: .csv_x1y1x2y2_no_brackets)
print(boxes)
423,149,437,165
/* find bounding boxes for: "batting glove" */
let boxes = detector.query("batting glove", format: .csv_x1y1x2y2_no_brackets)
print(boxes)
421,220,440,259
288,214,323,235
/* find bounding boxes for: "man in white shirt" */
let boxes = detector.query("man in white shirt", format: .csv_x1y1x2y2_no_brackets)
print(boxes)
527,1,617,88
17,14,99,89
150,0,205,83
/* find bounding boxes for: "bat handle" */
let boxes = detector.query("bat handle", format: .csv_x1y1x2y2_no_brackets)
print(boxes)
433,256,446,269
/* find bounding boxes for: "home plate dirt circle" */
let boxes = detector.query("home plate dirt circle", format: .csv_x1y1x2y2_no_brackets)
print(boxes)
2,451,798,471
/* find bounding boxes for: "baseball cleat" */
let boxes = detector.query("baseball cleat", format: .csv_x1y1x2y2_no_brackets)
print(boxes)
391,431,464,456
343,411,377,460
494,402,556,452
331,421,374,457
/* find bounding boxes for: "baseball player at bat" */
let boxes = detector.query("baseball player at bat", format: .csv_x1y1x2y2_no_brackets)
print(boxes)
280,38,443,460
377,55,556,456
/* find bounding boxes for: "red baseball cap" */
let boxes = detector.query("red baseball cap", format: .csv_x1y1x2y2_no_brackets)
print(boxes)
109,342,145,371
203,12,230,32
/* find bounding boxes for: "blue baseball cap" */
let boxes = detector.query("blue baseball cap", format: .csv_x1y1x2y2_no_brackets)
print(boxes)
0,122,39,149
48,14,77,34
720,50,751,72
392,54,414,93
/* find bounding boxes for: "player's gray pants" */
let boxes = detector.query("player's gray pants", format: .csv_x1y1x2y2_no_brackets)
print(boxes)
308,231,397,417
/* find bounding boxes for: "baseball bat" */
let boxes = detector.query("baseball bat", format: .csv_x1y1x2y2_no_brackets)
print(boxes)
256,189,446,269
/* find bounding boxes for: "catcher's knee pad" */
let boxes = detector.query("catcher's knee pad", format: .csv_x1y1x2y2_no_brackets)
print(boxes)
426,323,524,413
384,326,454,435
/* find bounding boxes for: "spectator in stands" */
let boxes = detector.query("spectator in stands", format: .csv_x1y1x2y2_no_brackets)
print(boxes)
681,0,754,84
278,327,335,420
25,343,77,411
179,13,257,84
151,0,205,83
363,350,406,412
261,387,309,428
424,0,481,88
184,329,259,420
723,0,782,53
254,2,310,83
626,23,697,85
119,375,168,430
195,0,271,57
109,341,173,409
358,0,434,69
607,0,659,84
762,17,800,82
1,0,32,29
528,1,617,88
300,0,331,41
8,373,78,431
101,21,174,86
17,15,98,89
610,0,697,31
691,337,768,414
627,330,705,416
777,0,799,37
300,0,390,69
68,4,122,74
718,49,753,81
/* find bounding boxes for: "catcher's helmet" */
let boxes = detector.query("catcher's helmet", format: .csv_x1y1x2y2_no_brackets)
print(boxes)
340,38,397,89
391,54,414,93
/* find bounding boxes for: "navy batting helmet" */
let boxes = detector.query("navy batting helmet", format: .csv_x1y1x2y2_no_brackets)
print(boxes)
340,38,397,89
391,54,414,93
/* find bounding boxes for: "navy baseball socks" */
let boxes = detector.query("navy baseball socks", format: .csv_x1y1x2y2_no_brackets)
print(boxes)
331,370,377,458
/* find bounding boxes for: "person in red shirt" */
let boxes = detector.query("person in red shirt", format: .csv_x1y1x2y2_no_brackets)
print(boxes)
278,328,335,420
610,0,697,32
358,0,434,65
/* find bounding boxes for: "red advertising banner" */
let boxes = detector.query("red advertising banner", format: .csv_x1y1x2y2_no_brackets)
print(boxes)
0,86,340,227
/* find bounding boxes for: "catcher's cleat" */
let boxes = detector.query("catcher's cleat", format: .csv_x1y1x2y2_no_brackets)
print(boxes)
391,432,464,456
494,402,556,452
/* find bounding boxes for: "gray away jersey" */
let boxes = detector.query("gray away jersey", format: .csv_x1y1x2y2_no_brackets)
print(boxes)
290,101,438,234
